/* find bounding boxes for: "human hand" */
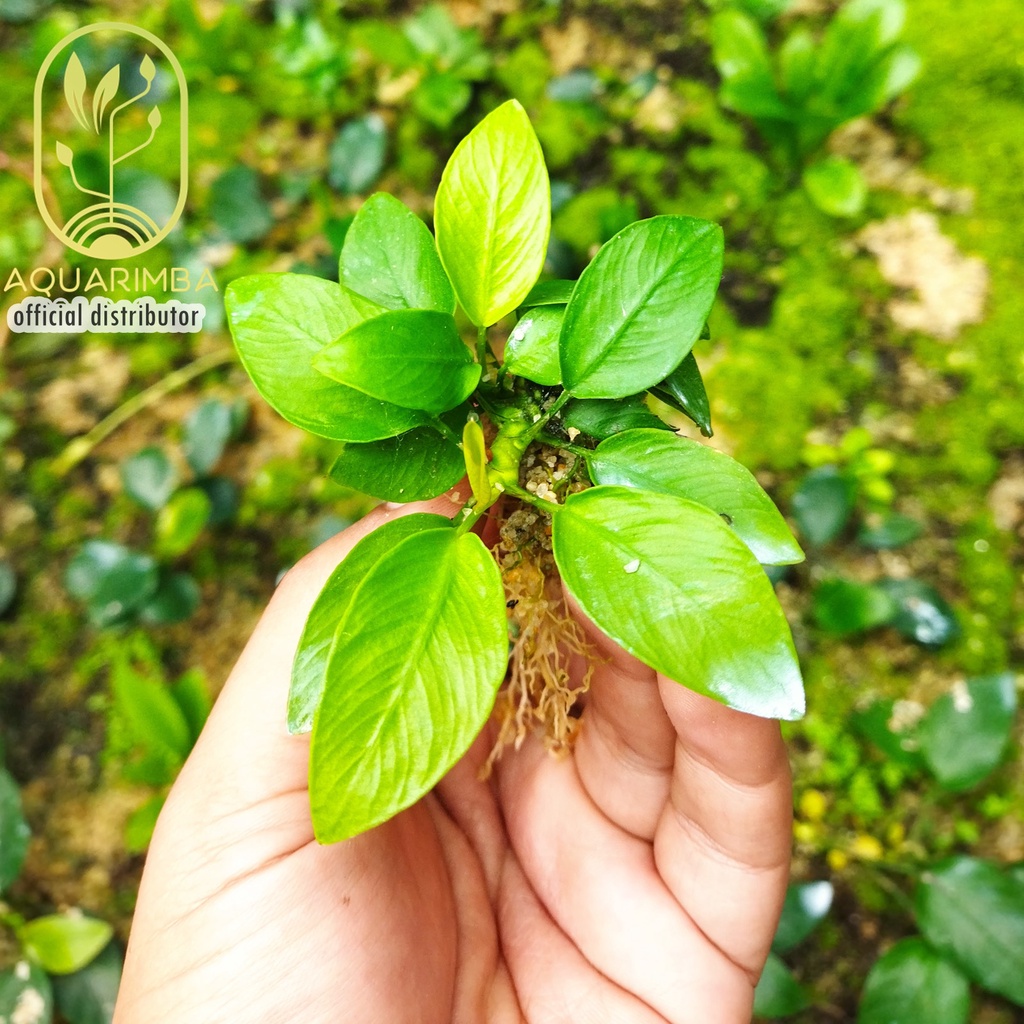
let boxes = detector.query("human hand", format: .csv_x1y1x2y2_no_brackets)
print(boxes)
114,495,793,1024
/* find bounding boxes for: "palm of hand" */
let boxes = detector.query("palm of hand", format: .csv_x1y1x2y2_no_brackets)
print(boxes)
115,503,792,1024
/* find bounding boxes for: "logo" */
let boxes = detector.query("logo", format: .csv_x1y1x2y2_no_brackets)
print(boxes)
33,22,188,260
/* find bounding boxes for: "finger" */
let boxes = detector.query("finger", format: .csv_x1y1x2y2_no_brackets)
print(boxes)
653,683,792,977
566,592,677,841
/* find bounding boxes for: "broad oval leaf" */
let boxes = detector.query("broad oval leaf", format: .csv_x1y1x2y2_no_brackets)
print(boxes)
803,156,867,218
328,114,387,195
289,514,454,734
313,309,480,414
111,655,192,762
504,306,563,385
183,399,233,476
520,279,575,309
226,273,425,442
21,914,113,976
121,447,177,511
64,541,158,628
552,486,805,719
753,953,810,1018
153,487,211,559
858,938,969,1024
0,767,30,893
915,856,1024,1006
812,578,896,636
773,881,834,954
560,395,672,441
310,526,508,841
792,466,855,546
917,674,1017,792
559,216,725,398
435,99,550,327
0,961,53,1024
138,571,201,626
651,351,713,437
587,430,803,565
341,193,455,313
330,426,465,503
876,578,959,648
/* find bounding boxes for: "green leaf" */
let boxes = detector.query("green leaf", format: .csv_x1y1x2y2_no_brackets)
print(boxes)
412,72,471,128
858,938,969,1024
552,487,805,720
753,953,810,1018
0,961,53,1024
792,466,855,546
210,165,273,243
435,99,550,327
857,513,922,549
328,114,387,195
313,309,480,414
0,766,30,892
120,447,177,511
124,795,165,854
812,578,897,636
917,674,1017,792
560,395,672,441
329,426,465,503
504,306,563,385
779,28,817,103
850,699,924,768
0,558,15,617
651,352,713,437
170,669,212,744
310,525,508,841
194,476,239,526
138,571,201,626
915,857,1024,1006
153,488,212,559
875,579,959,648
53,941,122,1024
182,399,233,476
340,193,455,314
289,514,453,734
520,279,575,309
111,655,191,762
64,542,159,628
21,915,113,976
773,881,834,954
712,11,793,121
226,273,425,442
803,157,867,218
559,216,724,399
586,430,803,565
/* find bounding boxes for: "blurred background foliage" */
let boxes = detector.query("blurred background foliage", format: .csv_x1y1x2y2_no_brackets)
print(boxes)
0,0,1022,1020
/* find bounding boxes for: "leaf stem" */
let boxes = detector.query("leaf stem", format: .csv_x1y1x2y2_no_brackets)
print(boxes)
502,481,562,515
523,389,571,446
476,325,488,366
538,432,591,459
430,416,461,446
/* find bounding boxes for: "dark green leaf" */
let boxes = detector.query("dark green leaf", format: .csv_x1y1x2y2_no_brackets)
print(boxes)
504,306,563,385
21,915,113,976
918,674,1017,792
435,99,550,327
0,961,53,1024
137,571,201,626
858,938,969,1024
850,699,924,768
773,881,834,954
226,274,425,442
652,352,713,437
857,513,923,549
803,157,867,218
792,467,855,546
586,430,803,565
0,559,14,616
313,309,480,414
812,578,897,636
194,476,239,526
561,395,672,441
559,216,724,399
310,525,508,841
520,279,575,309
0,766,30,892
64,542,159,628
552,487,805,719
341,193,455,313
289,514,453,733
182,400,233,476
330,426,465,503
328,114,387,195
210,165,273,243
915,857,1024,1006
120,448,177,511
753,953,810,1018
876,579,959,648
111,656,191,762
53,941,122,1024
153,488,212,559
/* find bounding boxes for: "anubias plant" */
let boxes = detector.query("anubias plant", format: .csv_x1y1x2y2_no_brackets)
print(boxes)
226,100,806,844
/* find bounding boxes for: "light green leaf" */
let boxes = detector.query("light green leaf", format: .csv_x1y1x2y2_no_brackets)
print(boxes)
711,11,792,121
310,525,508,841
586,430,803,565
435,99,550,327
520,279,575,309
170,669,212,744
0,961,53,1024
858,938,969,1024
651,351,713,437
226,273,425,442
560,395,672,441
504,306,563,385
803,157,867,218
412,72,471,128
313,309,480,414
918,674,1017,792
289,514,453,733
330,426,465,503
779,28,817,102
21,915,113,976
773,881,834,954
111,655,191,762
124,795,165,854
552,486,805,719
559,216,724,399
915,856,1024,1006
121,447,177,511
153,488,211,559
753,953,810,1018
0,767,30,892
64,52,89,131
91,63,120,133
340,193,455,313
